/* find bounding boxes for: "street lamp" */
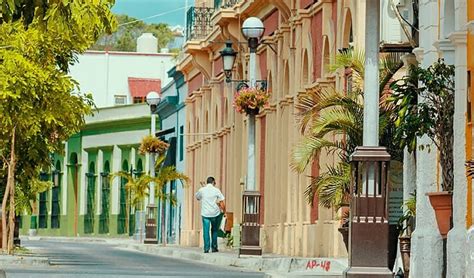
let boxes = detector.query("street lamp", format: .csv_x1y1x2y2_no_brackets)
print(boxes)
219,16,265,256
220,40,237,83
145,91,161,244
241,17,264,88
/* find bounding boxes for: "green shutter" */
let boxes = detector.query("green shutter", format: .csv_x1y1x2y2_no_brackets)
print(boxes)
99,172,110,234
118,176,127,234
51,170,61,229
38,173,49,229
84,173,96,234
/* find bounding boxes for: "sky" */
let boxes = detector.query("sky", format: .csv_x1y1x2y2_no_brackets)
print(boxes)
112,0,189,27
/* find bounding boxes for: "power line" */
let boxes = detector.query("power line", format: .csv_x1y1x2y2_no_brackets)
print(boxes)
118,6,188,27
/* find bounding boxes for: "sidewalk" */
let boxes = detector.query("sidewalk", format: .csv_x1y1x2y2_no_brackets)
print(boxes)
26,236,347,277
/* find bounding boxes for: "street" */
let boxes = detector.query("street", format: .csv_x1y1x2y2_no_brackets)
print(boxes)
3,239,264,278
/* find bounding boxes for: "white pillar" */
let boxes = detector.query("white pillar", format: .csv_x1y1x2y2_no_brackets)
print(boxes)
80,150,88,216
150,113,156,204
447,31,467,278
410,41,444,278
247,51,257,191
111,145,121,215
97,150,103,215
362,0,380,147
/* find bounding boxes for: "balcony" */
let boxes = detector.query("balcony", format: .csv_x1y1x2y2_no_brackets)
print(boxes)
214,0,240,10
186,7,215,41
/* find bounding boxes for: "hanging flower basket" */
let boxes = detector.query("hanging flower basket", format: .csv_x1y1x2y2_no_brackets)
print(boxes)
139,135,169,155
233,87,270,115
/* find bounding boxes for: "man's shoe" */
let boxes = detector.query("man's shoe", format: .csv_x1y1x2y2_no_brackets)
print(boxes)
212,249,219,253
204,250,209,253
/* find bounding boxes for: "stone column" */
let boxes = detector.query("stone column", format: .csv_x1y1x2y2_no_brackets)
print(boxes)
446,31,468,278
409,1,444,274
97,149,103,215
111,145,121,215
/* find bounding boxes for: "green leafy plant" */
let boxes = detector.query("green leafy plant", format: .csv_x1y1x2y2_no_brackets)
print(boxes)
139,136,169,155
291,49,404,209
397,192,416,237
388,59,454,191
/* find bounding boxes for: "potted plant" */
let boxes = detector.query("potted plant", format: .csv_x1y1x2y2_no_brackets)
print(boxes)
233,87,270,115
397,193,416,277
389,59,455,238
139,135,169,155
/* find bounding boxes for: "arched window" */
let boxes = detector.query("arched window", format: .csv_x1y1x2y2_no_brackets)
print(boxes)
51,160,62,229
443,0,454,39
84,161,96,234
118,159,129,234
99,160,111,234
283,62,289,98
342,9,353,49
302,50,309,86
322,37,330,76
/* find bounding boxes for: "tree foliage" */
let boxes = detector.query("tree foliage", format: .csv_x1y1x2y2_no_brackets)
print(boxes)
388,59,455,191
91,14,175,51
0,0,116,253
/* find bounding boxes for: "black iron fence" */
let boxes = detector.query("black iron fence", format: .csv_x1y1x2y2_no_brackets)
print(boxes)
214,0,240,10
186,7,215,41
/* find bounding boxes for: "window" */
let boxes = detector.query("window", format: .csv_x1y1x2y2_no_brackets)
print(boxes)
38,172,49,229
179,126,184,161
114,95,127,105
133,96,145,104
51,166,61,229
99,162,110,234
84,162,96,234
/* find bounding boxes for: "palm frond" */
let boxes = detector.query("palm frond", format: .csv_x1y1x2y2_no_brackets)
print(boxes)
305,162,351,208
291,135,342,173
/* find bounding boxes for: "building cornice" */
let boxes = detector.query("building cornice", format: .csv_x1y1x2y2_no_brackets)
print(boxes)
412,47,424,63
467,21,474,33
448,31,467,45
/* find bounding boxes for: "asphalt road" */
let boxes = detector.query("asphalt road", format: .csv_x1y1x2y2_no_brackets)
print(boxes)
3,239,264,278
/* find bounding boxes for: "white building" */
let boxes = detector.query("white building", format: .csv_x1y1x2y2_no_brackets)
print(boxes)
69,33,175,108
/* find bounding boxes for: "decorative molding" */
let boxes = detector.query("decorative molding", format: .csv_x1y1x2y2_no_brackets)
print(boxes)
448,31,467,45
433,39,455,53
412,47,425,63
467,21,474,33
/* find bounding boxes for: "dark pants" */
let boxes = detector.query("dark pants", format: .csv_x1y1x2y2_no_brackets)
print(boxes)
202,214,223,252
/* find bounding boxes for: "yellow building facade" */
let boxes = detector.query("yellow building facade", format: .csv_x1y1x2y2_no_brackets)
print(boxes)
178,0,409,258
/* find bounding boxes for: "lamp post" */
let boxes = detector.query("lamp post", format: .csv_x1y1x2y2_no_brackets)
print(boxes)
220,16,265,256
145,91,161,244
343,1,392,277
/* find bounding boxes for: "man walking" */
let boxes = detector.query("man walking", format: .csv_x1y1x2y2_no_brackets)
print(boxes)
195,177,225,253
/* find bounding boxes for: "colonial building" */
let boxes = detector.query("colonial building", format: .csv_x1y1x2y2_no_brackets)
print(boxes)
155,66,188,244
178,0,408,257
20,34,175,239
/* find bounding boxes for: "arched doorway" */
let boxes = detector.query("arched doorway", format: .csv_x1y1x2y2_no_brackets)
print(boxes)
84,161,96,234
68,152,79,236
99,161,110,234
51,160,62,229
118,160,129,234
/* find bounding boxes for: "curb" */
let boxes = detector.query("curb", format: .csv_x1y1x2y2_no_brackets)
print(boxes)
126,244,347,276
0,255,49,267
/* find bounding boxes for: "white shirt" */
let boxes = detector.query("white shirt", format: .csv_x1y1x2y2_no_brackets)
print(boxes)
195,184,225,217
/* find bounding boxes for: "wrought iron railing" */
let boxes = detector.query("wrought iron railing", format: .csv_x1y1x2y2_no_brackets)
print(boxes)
186,6,215,41
214,0,240,10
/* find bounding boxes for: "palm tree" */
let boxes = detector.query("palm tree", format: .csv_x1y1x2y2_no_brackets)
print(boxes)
291,49,404,209
111,153,189,239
